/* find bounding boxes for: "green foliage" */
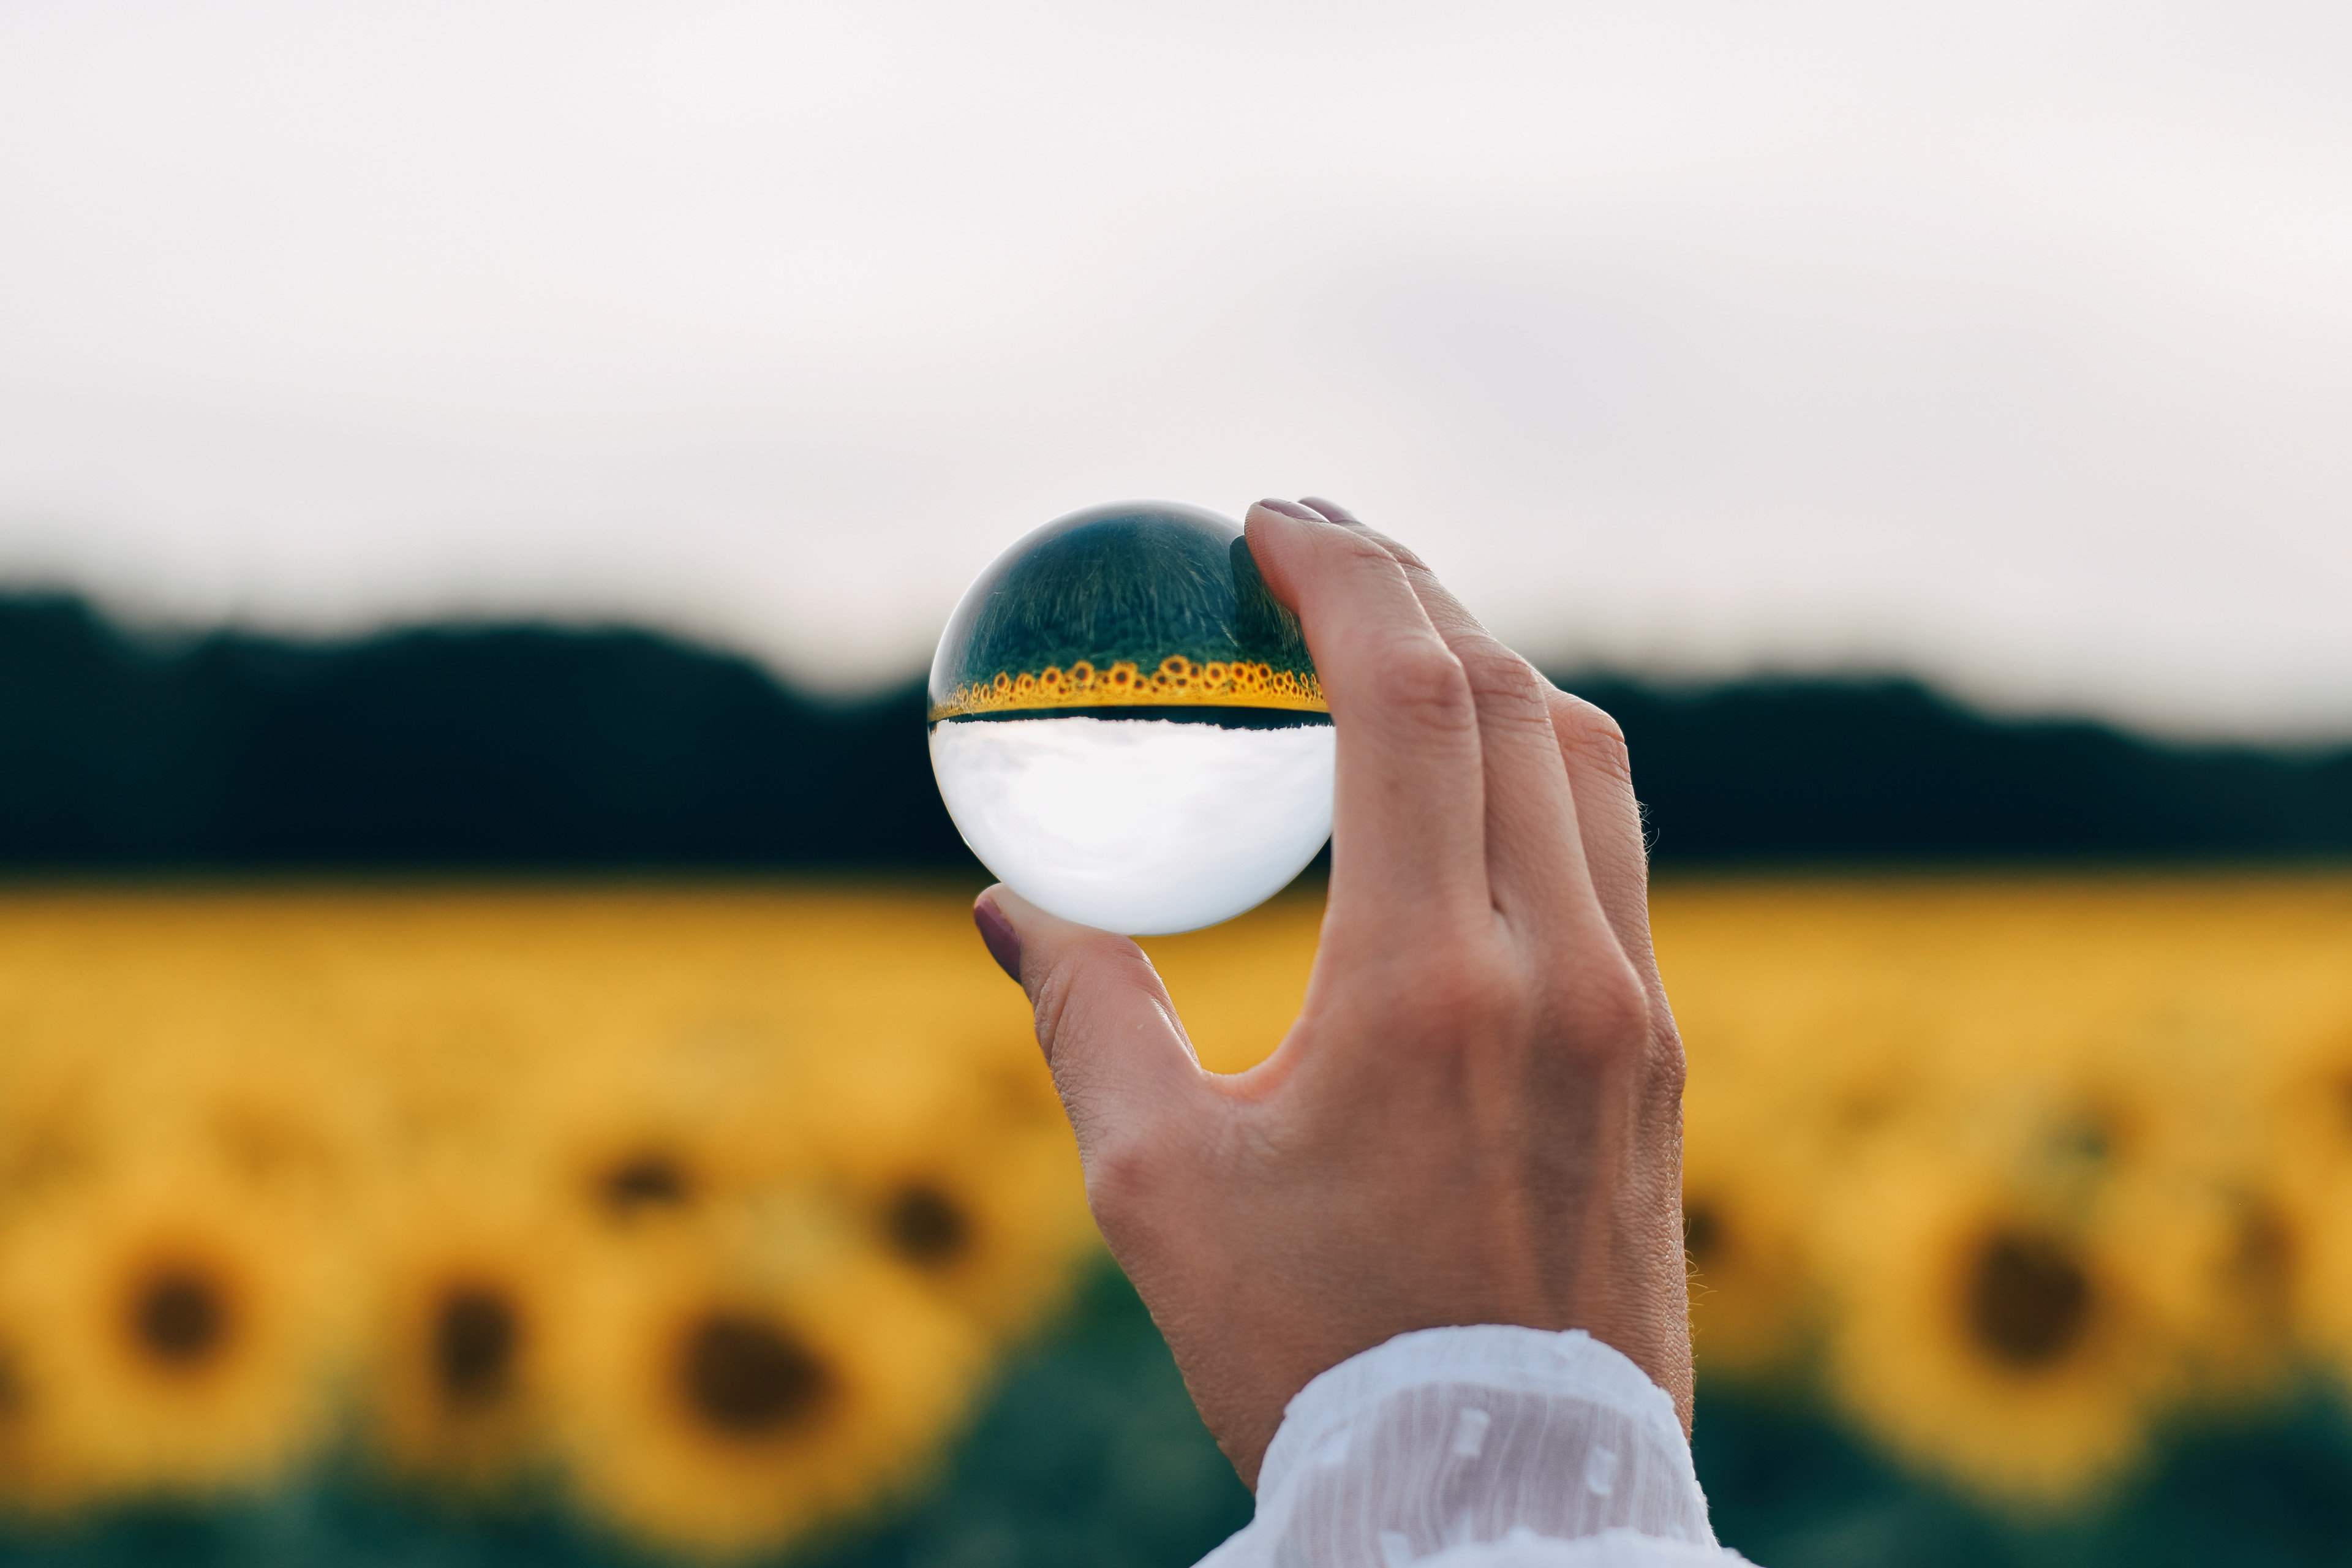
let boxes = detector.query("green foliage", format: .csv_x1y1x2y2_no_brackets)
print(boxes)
788,1264,1252,1568
937,506,1314,699
1698,1378,2352,1567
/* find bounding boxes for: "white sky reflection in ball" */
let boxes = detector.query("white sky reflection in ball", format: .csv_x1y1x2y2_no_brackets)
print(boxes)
927,503,1335,937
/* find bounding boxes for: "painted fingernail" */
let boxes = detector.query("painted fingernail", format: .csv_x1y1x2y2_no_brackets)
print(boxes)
1254,498,1321,521
973,894,1023,984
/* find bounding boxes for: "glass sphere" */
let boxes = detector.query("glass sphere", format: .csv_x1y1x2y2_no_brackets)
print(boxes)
929,501,1335,936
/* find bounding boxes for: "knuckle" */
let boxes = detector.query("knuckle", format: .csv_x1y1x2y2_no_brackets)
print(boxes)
1407,971,1484,1029
1551,693,1633,785
1455,635,1541,699
1027,957,1082,1062
1460,639,1563,742
1363,529,1431,574
1397,939,1519,1035
1649,1021,1689,1102
1327,523,1406,572
1645,994,1688,1077
1358,636,1476,730
1079,1126,1162,1229
1030,940,1154,1066
1562,956,1654,1061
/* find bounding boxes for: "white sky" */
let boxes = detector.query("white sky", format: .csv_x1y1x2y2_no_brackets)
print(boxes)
2,1,2348,740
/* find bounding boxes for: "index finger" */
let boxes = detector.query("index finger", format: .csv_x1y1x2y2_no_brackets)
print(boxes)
1297,497,1610,954
1300,499,1656,1000
1243,502,1489,935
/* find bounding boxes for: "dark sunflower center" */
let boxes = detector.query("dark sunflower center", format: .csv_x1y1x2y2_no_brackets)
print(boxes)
600,1152,692,1215
434,1285,521,1407
680,1313,830,1438
2231,1202,2294,1300
133,1267,229,1367
1967,1232,2091,1367
883,1182,971,1267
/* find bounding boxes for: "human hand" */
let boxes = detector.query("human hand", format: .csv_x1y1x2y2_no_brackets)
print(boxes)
971,497,1692,1487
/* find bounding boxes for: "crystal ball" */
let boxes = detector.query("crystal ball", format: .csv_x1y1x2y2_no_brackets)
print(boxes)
929,501,1335,935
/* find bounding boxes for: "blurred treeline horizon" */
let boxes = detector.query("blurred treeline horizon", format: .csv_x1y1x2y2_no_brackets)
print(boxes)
7,592,2350,870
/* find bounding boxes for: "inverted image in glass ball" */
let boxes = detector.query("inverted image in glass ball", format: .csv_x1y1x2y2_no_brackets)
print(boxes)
929,502,1335,936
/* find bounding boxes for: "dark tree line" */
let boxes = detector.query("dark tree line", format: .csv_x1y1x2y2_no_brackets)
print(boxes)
3,595,2345,869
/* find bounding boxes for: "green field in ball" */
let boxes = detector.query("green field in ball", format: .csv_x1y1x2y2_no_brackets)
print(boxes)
0,870,2348,1551
928,502,1325,723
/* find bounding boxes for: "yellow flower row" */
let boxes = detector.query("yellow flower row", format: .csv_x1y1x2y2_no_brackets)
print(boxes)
929,655,1328,721
2,873,2349,1529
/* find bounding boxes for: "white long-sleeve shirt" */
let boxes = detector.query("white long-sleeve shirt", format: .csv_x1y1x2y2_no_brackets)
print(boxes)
1199,1326,1744,1567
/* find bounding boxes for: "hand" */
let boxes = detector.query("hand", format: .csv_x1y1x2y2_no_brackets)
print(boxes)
973,497,1692,1487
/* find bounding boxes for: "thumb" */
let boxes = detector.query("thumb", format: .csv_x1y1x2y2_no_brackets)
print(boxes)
974,886,1204,1161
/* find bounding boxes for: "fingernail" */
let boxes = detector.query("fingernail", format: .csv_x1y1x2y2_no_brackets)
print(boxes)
973,894,1023,983
1254,498,1321,521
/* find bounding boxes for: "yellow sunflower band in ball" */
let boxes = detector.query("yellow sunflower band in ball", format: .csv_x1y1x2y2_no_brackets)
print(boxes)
929,655,1329,722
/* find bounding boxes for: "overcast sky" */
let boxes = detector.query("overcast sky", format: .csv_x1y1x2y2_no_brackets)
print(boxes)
2,1,2347,740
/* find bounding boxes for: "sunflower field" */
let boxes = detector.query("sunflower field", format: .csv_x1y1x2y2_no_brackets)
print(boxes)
0,885,1091,1558
1,872,2350,1566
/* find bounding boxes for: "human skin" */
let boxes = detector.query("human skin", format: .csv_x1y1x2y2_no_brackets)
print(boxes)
972,497,1693,1490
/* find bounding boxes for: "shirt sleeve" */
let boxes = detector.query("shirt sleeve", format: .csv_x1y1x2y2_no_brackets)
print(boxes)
1196,1325,1743,1568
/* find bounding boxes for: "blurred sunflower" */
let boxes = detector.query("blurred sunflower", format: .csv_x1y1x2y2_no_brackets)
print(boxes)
0,1167,347,1499
2248,993,2352,1385
0,1047,107,1223
0,1274,99,1515
361,1173,584,1490
2283,1166,2352,1395
1818,1152,2187,1505
799,1043,1091,1337
1981,1001,2288,1405
1678,1093,1814,1378
556,1222,986,1556
2055,1101,2290,1406
533,1039,802,1237
115,1035,372,1224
